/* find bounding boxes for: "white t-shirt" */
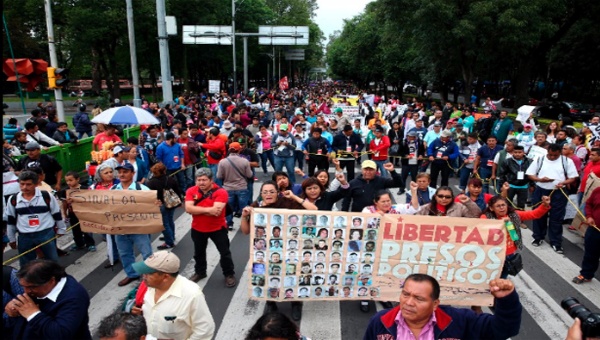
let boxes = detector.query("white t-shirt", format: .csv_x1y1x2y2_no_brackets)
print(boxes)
525,155,579,190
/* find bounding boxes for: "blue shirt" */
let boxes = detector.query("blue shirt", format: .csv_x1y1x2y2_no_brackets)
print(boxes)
155,141,185,170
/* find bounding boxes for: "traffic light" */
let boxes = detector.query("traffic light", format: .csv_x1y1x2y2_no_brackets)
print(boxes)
47,67,69,89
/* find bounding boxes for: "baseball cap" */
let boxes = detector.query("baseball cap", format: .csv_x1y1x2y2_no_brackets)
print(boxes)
407,131,417,137
441,130,452,138
361,160,377,169
113,145,130,155
433,122,442,127
115,163,135,171
223,120,233,129
523,123,532,128
132,251,180,275
279,124,289,131
414,117,423,122
236,137,246,144
229,142,242,152
334,107,343,114
374,126,384,133
25,141,41,150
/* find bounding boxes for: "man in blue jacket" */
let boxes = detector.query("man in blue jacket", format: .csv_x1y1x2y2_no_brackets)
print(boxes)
427,130,459,188
363,274,522,340
4,260,91,340
72,104,94,138
156,132,186,193
331,125,364,181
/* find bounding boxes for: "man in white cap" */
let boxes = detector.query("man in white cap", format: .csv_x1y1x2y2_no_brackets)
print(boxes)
131,251,215,340
341,159,402,212
271,124,296,184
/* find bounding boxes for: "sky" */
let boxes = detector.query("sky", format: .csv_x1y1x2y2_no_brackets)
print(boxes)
314,0,373,45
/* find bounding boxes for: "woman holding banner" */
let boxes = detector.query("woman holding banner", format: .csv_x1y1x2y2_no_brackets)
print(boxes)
416,186,481,218
299,174,349,211
362,182,420,215
89,163,120,268
240,180,317,322
481,194,551,278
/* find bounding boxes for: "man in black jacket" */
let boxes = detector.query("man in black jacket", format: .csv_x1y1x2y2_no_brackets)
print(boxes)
301,127,332,177
498,145,532,209
341,160,404,212
398,131,426,194
331,125,364,181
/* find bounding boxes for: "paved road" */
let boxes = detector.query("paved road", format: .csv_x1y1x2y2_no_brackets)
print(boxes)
3,167,599,340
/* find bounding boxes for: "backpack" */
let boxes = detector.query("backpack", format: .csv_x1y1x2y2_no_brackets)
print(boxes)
10,190,52,216
475,116,496,143
535,155,580,195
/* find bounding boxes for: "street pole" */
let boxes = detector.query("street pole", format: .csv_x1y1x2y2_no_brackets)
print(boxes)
267,63,270,90
272,46,275,90
126,0,141,108
44,0,65,122
232,0,237,96
156,0,173,105
243,36,248,94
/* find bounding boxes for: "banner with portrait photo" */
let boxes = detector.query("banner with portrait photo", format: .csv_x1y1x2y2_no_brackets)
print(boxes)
247,209,505,306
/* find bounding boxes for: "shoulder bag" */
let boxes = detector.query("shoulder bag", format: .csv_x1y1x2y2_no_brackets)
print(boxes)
163,177,182,209
226,157,253,184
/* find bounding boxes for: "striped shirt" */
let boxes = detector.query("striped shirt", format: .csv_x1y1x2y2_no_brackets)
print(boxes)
5,188,66,242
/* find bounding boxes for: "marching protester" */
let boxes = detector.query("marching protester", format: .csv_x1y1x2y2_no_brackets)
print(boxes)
405,173,437,206
368,125,391,178
331,125,364,181
300,174,349,211
458,133,481,192
341,160,404,212
15,141,63,192
363,274,522,339
240,181,317,321
473,135,504,194
398,131,425,193
572,186,600,284
217,142,253,230
185,168,236,287
416,186,481,217
427,130,459,188
497,145,532,210
271,124,297,183
145,163,183,250
302,127,332,177
90,162,121,267
57,171,96,252
131,251,215,339
362,184,420,214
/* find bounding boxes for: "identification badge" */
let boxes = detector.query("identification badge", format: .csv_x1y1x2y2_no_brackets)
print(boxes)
409,153,415,159
517,171,524,180
174,156,179,163
409,153,417,165
346,146,352,152
28,215,40,227
436,152,443,158
374,152,380,157
487,159,494,167
468,155,475,162
317,149,322,155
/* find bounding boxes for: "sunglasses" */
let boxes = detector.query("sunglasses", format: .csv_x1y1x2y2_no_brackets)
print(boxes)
437,194,453,199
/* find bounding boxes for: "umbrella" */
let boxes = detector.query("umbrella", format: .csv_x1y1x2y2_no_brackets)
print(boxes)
92,105,160,125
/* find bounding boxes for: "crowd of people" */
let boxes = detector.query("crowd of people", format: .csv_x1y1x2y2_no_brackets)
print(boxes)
2,85,599,339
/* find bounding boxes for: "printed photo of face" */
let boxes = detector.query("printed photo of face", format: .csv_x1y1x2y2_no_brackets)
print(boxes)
359,275,372,287
298,287,310,298
350,229,363,241
251,275,264,286
300,262,312,274
357,287,368,297
286,251,298,263
347,252,359,263
270,239,283,251
303,215,317,227
362,253,374,264
370,288,379,297
271,214,283,226
284,288,294,299
361,264,372,275
329,263,341,274
284,276,297,287
269,265,282,276
364,241,375,252
312,275,324,285
315,239,328,250
313,286,324,297
314,263,325,274
365,229,377,241
316,251,326,262
287,239,298,250
288,227,300,238
269,288,279,298
255,214,266,226
352,217,363,227
299,275,312,286
326,286,338,297
317,228,329,239
331,252,342,262
288,215,299,227
367,217,379,229
270,252,282,264
253,238,266,251
331,240,343,251
334,228,344,240
269,277,281,288
272,226,282,238
342,286,352,297
253,287,263,297
302,226,316,238
302,239,314,250
254,251,265,262
343,275,355,286
334,216,346,227
252,263,265,275
255,226,266,238
318,215,329,227
328,274,339,285
347,240,361,252
302,251,313,263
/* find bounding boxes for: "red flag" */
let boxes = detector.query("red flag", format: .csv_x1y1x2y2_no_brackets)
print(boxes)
279,76,289,90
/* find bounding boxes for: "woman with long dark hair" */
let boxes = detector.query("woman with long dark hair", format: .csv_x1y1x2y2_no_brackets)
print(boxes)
299,175,349,211
146,163,183,250
416,186,481,217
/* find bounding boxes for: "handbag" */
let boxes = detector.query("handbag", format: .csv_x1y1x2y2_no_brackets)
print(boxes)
505,252,523,276
389,144,400,155
163,177,182,209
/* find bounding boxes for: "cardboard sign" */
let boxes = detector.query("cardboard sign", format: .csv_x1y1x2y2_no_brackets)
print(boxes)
248,209,505,306
527,145,548,160
69,189,163,235
571,173,600,236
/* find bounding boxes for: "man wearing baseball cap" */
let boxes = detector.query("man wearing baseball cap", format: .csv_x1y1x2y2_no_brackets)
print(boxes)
131,251,215,340
427,130,459,187
272,123,296,184
216,142,253,230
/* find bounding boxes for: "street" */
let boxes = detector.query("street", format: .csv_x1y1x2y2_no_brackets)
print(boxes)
3,166,598,339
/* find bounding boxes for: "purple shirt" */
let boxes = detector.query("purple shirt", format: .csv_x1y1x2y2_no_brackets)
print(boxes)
395,309,436,340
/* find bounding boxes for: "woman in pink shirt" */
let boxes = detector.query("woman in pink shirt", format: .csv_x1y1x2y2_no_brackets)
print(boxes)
256,125,275,175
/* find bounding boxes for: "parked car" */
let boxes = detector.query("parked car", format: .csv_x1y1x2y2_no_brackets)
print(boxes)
564,102,594,121
533,100,594,121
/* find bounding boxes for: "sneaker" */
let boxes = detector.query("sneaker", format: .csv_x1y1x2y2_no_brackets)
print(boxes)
225,275,236,288
159,236,165,241
87,245,97,252
531,239,543,247
69,244,85,251
552,245,564,254
157,243,174,250
572,275,591,284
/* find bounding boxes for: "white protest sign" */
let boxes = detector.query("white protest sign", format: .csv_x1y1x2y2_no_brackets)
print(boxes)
208,80,220,94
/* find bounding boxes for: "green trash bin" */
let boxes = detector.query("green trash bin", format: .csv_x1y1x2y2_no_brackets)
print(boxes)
42,94,51,102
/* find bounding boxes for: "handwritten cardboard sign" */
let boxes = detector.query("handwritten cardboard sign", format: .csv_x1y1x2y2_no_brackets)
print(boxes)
69,189,163,235
248,209,505,306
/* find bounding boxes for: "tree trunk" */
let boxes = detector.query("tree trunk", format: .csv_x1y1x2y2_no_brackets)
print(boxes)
183,46,190,92
514,58,533,110
150,68,159,102
91,47,102,95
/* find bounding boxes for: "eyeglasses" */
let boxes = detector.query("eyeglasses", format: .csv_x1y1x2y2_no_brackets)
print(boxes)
436,195,453,199
261,190,277,195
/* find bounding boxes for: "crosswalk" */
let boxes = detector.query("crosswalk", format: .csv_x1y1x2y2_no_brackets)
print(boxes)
3,177,600,340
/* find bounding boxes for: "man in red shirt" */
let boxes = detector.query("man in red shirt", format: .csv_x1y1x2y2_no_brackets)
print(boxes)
185,168,236,287
579,148,600,203
92,125,122,151
369,125,391,178
198,127,226,186
177,128,198,189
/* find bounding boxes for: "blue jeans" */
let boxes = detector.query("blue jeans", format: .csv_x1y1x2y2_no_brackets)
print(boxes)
532,186,568,247
77,130,93,139
459,166,473,190
18,228,57,267
259,150,275,174
167,169,187,194
374,160,390,178
226,189,249,225
274,156,296,184
208,163,222,187
183,166,194,189
294,150,305,169
160,206,176,246
115,234,153,278
479,167,492,194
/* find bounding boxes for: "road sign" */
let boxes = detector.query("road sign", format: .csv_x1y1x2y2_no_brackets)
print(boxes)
165,16,177,36
182,25,233,45
285,49,305,61
258,26,309,45
208,80,220,94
